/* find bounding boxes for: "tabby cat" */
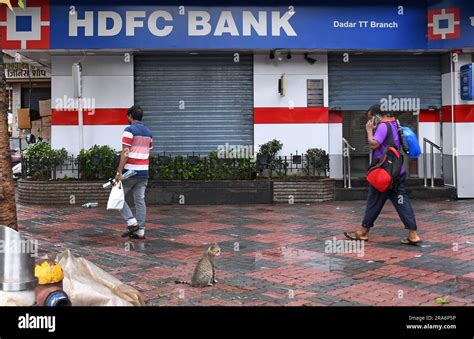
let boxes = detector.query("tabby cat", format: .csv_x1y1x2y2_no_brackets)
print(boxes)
175,243,221,287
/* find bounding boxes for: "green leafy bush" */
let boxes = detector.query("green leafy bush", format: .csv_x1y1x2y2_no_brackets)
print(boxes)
150,155,174,180
305,148,330,177
258,139,283,160
77,145,118,180
257,139,285,177
149,151,256,180
24,142,68,180
208,152,233,180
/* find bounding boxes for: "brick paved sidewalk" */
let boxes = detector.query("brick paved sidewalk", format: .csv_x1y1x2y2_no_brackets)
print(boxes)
17,200,474,306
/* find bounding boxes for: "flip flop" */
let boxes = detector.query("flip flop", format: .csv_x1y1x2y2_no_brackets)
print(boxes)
343,231,369,241
401,238,422,246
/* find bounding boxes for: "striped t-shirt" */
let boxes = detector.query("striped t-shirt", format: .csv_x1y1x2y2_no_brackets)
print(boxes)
122,122,153,179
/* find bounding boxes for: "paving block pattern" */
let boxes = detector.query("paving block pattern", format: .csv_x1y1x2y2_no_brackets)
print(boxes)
17,199,474,306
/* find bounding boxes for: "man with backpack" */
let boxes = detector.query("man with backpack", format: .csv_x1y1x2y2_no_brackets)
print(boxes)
344,104,422,245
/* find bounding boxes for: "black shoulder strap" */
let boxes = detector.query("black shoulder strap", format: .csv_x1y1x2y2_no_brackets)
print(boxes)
384,122,397,148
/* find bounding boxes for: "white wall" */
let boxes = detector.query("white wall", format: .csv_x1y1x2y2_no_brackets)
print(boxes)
418,118,442,178
328,122,343,179
51,55,134,155
255,124,329,152
254,53,328,108
52,125,127,155
253,53,331,162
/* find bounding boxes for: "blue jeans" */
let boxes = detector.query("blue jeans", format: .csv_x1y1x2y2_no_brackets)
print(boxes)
362,173,417,230
119,178,148,231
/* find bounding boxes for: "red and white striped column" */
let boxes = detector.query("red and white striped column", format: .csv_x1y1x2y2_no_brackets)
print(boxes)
441,53,474,198
418,109,442,178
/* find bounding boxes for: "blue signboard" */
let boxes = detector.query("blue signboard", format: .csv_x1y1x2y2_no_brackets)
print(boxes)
2,0,473,50
49,1,427,49
460,64,473,101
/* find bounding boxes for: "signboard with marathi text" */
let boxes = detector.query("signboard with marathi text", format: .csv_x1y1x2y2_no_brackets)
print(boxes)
4,61,51,80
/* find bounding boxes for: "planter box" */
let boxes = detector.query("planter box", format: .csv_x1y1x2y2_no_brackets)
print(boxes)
273,179,335,203
146,180,272,205
17,180,272,206
17,180,109,206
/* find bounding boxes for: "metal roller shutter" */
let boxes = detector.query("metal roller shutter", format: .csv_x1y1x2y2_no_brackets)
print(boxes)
328,54,442,111
331,53,441,153
134,53,254,155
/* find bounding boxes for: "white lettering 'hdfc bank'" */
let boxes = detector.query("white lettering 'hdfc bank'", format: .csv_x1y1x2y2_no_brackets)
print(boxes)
68,10,298,37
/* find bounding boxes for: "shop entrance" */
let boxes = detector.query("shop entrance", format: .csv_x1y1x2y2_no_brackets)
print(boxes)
342,110,419,178
329,53,443,178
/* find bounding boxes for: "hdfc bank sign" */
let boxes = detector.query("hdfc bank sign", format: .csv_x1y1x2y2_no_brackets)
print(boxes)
0,0,50,49
2,1,474,50
428,7,460,40
68,8,297,38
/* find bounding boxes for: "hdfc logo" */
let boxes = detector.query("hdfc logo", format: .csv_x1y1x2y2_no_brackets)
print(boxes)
428,7,461,40
0,0,50,49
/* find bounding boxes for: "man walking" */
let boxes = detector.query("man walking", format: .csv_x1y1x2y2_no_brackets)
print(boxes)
115,105,153,239
344,104,421,245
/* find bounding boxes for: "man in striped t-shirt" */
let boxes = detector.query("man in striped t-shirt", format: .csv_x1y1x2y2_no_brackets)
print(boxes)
115,105,153,239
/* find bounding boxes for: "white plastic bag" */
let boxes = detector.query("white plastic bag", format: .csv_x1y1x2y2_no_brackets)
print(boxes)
107,181,124,210
57,250,145,306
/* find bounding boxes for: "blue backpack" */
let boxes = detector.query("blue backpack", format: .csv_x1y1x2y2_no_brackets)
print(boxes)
401,126,421,159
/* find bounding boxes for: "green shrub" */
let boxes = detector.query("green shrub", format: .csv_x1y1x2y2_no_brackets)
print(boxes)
149,152,256,180
305,148,330,177
152,156,174,180
258,139,283,160
208,151,232,180
257,139,285,177
24,142,68,180
235,157,257,180
77,145,118,180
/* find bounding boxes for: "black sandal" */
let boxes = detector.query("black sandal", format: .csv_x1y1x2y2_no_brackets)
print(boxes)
400,238,422,246
343,231,369,241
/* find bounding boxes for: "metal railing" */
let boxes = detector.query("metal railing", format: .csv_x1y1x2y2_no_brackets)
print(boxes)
21,154,256,181
20,152,330,181
21,156,81,180
342,138,356,189
423,138,443,188
257,152,329,178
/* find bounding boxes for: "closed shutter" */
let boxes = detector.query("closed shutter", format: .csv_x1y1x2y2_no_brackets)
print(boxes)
331,53,441,158
134,53,254,155
329,54,442,111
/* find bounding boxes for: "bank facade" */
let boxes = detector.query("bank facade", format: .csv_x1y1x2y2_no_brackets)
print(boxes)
1,0,474,197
